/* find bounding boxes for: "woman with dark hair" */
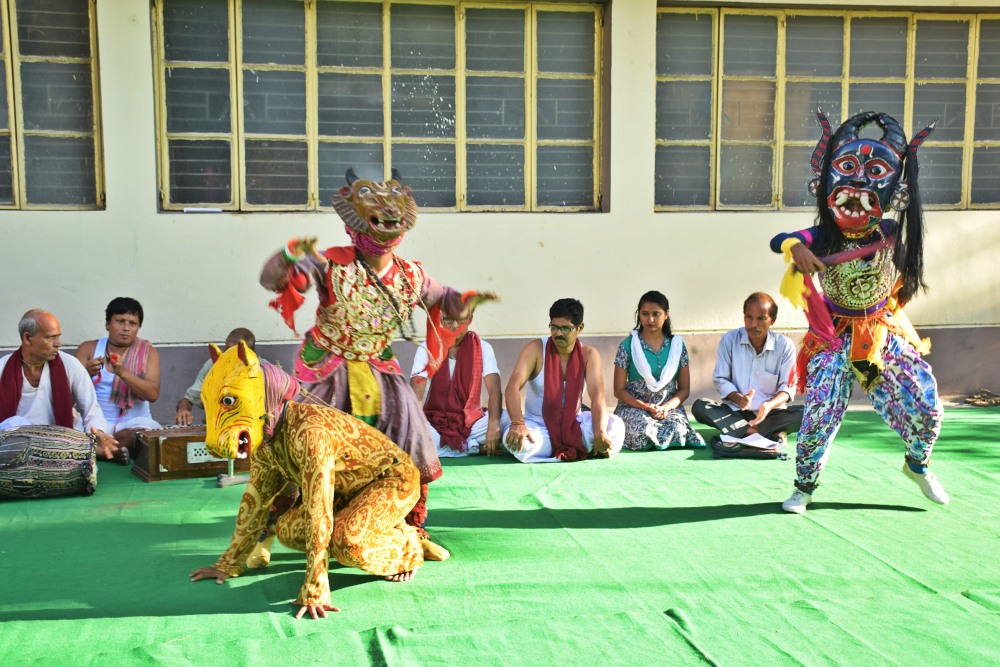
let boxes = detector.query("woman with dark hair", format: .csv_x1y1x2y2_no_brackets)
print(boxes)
612,291,704,451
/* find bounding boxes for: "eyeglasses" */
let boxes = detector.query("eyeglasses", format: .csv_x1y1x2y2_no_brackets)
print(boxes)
548,323,578,334
441,316,471,326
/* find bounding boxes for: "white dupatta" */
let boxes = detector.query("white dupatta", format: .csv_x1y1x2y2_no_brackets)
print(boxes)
630,330,684,394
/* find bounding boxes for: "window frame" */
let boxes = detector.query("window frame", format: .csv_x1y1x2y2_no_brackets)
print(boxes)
654,8,1000,212
653,7,718,212
152,0,603,213
2,0,105,210
969,13,1000,209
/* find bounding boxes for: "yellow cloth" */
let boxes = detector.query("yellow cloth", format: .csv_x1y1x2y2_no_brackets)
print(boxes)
779,238,809,311
347,360,381,420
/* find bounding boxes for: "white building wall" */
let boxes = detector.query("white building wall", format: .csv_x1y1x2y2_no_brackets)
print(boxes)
0,0,998,351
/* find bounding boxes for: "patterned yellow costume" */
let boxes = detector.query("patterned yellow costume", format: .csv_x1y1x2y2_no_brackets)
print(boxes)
202,342,423,607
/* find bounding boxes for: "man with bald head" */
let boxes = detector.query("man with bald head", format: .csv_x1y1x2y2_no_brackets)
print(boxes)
0,310,120,459
174,328,266,426
693,292,803,444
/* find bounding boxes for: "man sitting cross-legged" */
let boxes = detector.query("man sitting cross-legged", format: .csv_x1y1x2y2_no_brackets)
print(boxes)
409,311,510,457
692,292,802,445
190,342,425,620
503,298,625,463
75,297,161,464
0,310,119,458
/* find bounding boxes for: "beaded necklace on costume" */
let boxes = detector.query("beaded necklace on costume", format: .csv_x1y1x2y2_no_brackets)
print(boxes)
355,253,424,344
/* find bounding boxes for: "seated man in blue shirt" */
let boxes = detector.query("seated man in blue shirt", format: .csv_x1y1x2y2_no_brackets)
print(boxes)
692,292,803,443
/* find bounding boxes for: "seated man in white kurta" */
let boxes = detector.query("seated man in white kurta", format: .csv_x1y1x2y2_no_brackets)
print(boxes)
410,313,509,457
502,298,624,463
0,310,119,459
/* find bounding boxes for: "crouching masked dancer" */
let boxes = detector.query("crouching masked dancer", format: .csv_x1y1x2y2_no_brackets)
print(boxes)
190,343,425,620
259,168,496,558
773,110,949,514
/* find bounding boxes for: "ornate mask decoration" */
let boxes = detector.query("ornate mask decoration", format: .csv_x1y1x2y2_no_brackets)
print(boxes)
201,341,266,460
809,110,936,238
331,168,417,242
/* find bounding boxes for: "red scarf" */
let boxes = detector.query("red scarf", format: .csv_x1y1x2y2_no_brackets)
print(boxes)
0,349,74,428
423,331,484,453
542,338,587,462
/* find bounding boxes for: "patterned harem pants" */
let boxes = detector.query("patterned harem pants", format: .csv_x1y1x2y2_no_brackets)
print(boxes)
274,459,424,576
795,331,942,494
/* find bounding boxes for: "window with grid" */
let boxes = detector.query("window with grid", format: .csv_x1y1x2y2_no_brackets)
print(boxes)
0,0,103,210
154,0,602,212
655,9,1000,211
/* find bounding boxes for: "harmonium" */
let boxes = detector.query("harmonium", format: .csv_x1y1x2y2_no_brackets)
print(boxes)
132,426,250,482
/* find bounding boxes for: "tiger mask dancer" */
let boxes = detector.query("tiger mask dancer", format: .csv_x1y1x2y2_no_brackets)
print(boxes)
201,341,266,461
331,168,417,254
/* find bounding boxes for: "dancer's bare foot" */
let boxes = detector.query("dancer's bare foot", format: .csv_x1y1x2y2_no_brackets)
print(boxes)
420,538,450,561
246,534,275,570
385,568,418,582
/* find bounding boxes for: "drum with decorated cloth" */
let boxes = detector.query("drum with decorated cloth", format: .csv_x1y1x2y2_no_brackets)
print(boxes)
0,425,97,499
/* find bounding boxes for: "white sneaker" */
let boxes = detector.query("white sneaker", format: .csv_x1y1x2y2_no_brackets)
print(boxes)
782,489,812,514
903,464,950,505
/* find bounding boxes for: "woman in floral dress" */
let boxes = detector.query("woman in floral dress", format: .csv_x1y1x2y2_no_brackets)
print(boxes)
613,291,705,451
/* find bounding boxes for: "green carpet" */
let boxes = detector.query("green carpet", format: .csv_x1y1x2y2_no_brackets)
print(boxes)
2,408,999,666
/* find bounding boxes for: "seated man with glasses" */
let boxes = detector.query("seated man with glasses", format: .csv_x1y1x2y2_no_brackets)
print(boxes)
503,298,625,463
410,311,509,457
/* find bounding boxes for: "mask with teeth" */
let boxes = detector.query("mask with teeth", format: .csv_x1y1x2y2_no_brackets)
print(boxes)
809,109,936,302
201,341,266,461
817,112,906,237
825,139,902,237
331,168,417,255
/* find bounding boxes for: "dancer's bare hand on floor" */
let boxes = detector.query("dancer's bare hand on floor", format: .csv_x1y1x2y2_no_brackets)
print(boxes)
189,566,232,585
505,422,534,453
294,603,340,619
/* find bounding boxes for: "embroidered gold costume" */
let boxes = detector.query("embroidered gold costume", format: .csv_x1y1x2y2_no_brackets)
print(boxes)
202,343,423,607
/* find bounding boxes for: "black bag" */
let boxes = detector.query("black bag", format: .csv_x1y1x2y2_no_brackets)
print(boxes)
709,434,787,460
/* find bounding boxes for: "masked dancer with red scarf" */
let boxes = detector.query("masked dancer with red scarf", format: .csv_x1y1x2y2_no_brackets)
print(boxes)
772,110,949,514
260,168,496,560
503,298,625,463
410,310,509,458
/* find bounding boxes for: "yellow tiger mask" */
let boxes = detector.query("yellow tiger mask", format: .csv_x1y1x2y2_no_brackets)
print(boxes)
201,341,266,461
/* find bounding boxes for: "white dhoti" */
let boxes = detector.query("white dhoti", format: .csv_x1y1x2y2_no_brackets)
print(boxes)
502,412,625,463
430,409,511,457
107,416,161,433
0,415,33,430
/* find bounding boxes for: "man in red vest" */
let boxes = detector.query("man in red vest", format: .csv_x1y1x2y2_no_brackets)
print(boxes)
0,310,120,460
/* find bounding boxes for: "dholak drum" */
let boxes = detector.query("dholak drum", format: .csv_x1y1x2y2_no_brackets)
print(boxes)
0,425,97,499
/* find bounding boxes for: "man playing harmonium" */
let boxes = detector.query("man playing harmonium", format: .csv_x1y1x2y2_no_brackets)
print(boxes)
174,327,264,426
